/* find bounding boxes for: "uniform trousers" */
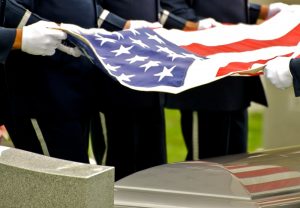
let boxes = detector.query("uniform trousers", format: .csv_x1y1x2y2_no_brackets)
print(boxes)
5,115,90,163
101,106,166,180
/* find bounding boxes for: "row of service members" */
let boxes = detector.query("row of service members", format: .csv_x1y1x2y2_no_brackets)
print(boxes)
1,0,298,181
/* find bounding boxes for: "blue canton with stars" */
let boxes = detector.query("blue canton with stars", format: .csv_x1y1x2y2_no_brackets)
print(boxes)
68,28,202,88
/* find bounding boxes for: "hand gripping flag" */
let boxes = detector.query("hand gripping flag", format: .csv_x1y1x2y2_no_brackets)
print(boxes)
61,5,300,94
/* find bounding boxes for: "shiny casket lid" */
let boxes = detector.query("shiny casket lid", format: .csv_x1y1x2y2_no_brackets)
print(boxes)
114,162,258,208
115,146,300,208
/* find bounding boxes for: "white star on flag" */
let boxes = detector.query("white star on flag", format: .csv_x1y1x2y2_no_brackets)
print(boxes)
167,53,186,61
146,33,165,44
112,31,124,40
130,37,149,48
140,60,161,72
129,29,140,36
105,63,120,72
126,55,149,64
112,45,133,56
156,45,175,54
154,66,175,81
95,34,116,46
118,73,135,82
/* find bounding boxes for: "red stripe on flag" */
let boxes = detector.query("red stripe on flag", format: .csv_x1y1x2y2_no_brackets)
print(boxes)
216,52,294,76
233,167,290,178
245,177,300,193
217,60,268,76
181,24,300,57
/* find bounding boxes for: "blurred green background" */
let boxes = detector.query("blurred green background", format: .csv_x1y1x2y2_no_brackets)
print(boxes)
165,109,263,163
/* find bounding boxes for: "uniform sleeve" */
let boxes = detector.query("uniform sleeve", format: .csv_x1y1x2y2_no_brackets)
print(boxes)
249,3,261,24
160,0,199,21
290,58,300,97
158,9,185,29
160,0,204,30
0,27,15,63
4,0,43,28
95,3,127,31
97,3,189,31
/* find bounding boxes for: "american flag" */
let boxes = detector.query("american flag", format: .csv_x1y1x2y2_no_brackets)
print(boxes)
65,5,300,94
226,164,300,198
184,160,300,201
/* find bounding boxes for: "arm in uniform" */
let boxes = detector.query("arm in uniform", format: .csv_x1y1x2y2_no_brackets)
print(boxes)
249,3,261,24
96,1,191,31
5,0,119,29
249,2,288,24
96,4,126,30
0,0,16,62
161,0,199,21
4,0,43,28
0,26,15,126
290,58,300,96
0,27,16,62
160,0,208,30
160,0,280,29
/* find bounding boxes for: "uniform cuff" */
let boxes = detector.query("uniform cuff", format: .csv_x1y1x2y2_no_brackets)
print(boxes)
290,58,300,96
249,3,261,24
97,8,126,31
160,9,186,30
0,28,16,63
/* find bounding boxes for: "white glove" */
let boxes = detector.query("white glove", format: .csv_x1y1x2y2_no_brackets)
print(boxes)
198,18,221,30
60,23,110,35
129,20,162,29
267,2,289,19
60,23,89,34
60,23,115,57
21,21,67,56
264,57,293,89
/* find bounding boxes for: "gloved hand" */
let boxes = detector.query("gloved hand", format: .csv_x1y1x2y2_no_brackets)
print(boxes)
60,23,110,35
129,20,162,29
198,18,221,30
21,21,67,56
267,2,289,19
264,56,293,89
60,23,90,34
60,23,115,57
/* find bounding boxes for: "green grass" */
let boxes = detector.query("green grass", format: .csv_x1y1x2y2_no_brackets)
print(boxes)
165,109,263,163
248,111,263,153
165,109,187,163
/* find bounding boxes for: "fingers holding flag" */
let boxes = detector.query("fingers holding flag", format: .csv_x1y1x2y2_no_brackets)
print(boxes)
198,18,221,30
58,23,115,57
264,56,293,89
267,2,289,19
60,23,111,35
19,20,84,57
21,20,67,56
126,20,162,29
264,42,300,90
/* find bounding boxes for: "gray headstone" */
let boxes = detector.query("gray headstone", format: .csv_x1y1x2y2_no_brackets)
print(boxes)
262,78,300,149
0,146,114,208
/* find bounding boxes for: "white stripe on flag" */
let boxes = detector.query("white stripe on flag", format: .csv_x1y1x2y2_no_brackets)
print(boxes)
225,164,300,195
227,165,281,173
239,171,300,186
155,7,300,47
